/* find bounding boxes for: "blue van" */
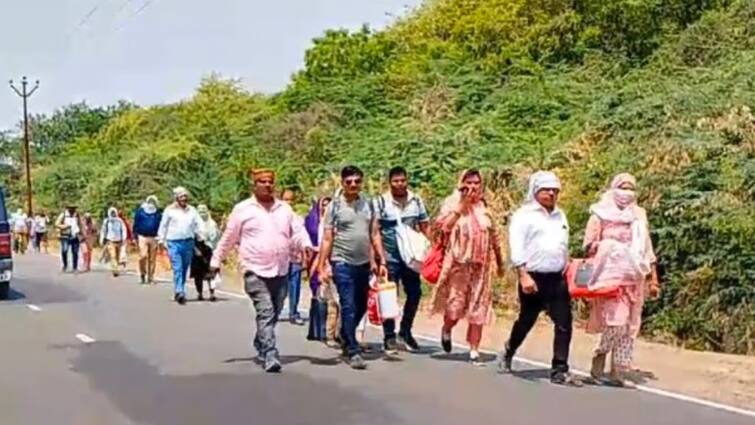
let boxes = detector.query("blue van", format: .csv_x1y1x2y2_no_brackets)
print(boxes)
0,187,12,299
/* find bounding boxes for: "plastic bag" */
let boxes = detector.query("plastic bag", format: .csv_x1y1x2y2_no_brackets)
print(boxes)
367,277,400,325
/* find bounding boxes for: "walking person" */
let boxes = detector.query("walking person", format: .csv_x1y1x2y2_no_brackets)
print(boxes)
305,196,334,342
117,209,132,272
583,173,660,388
158,187,202,305
100,207,128,277
81,213,97,272
374,166,431,354
281,189,307,325
191,204,220,301
317,165,388,370
210,169,312,373
431,170,505,363
500,171,582,386
133,195,162,284
11,209,29,254
56,205,83,273
32,211,49,253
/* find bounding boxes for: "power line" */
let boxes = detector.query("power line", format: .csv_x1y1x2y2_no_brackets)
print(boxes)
133,0,155,16
77,0,113,28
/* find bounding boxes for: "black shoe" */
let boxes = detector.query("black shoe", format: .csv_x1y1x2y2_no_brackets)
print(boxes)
384,338,399,356
140,274,146,284
441,330,452,353
198,294,204,301
264,355,282,373
551,372,584,387
349,354,367,370
498,352,514,374
177,294,186,305
210,294,217,302
399,332,420,352
174,294,180,302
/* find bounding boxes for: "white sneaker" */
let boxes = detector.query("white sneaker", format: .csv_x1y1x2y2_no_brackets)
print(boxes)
470,350,480,362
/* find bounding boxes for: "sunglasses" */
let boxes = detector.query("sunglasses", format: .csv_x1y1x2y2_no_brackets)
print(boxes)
344,178,363,186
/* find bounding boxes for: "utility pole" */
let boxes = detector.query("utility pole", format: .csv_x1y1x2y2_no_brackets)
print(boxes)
9,76,39,217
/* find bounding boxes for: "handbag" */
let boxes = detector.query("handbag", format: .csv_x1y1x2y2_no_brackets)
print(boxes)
565,258,620,299
396,224,431,273
421,235,446,284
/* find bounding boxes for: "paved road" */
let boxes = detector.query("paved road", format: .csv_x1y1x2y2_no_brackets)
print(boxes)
1,254,751,425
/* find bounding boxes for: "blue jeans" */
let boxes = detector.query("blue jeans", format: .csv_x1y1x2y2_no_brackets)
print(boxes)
287,263,303,319
60,237,80,271
167,239,194,295
382,260,422,342
332,262,371,357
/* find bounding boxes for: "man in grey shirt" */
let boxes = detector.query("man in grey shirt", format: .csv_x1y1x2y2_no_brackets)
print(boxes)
318,165,387,370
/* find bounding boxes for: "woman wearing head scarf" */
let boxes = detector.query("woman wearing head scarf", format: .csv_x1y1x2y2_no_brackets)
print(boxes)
431,170,505,363
100,207,128,277
191,204,220,301
305,196,335,343
583,173,660,387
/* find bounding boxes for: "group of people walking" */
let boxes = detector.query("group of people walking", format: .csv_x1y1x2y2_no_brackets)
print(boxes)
29,164,658,387
193,164,659,387
9,209,51,255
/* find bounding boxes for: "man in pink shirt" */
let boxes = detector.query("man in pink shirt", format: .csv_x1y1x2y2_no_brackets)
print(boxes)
210,168,311,373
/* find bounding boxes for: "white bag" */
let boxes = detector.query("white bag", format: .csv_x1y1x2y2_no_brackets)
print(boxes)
209,274,222,290
395,224,430,273
370,276,400,320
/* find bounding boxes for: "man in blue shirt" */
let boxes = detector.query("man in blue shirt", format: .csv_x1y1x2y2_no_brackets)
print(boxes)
133,195,162,285
374,166,431,354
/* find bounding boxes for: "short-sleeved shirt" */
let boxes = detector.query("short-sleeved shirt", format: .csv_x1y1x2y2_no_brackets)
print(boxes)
374,191,430,264
324,194,374,266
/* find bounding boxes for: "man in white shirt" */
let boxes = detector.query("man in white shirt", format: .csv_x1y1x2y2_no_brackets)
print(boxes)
500,171,582,387
158,187,202,305
56,205,83,272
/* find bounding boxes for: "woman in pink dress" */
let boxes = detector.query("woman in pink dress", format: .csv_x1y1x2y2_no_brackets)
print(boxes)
431,170,505,363
583,173,660,387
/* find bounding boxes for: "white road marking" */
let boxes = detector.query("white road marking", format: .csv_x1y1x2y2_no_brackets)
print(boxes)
27,304,42,312
215,289,247,300
412,332,755,418
75,333,96,344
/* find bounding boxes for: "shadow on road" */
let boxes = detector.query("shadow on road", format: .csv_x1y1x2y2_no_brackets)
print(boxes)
0,287,27,302
223,355,342,367
430,352,497,364
67,340,403,425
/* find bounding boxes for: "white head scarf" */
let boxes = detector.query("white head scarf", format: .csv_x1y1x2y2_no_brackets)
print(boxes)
173,187,189,199
142,195,159,214
526,171,562,203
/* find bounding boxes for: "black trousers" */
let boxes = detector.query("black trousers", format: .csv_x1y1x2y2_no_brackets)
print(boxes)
506,272,572,376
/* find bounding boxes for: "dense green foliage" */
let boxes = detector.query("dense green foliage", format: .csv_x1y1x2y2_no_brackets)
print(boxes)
2,0,753,353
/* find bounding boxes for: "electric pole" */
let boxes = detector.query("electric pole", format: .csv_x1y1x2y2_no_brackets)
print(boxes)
9,76,39,217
